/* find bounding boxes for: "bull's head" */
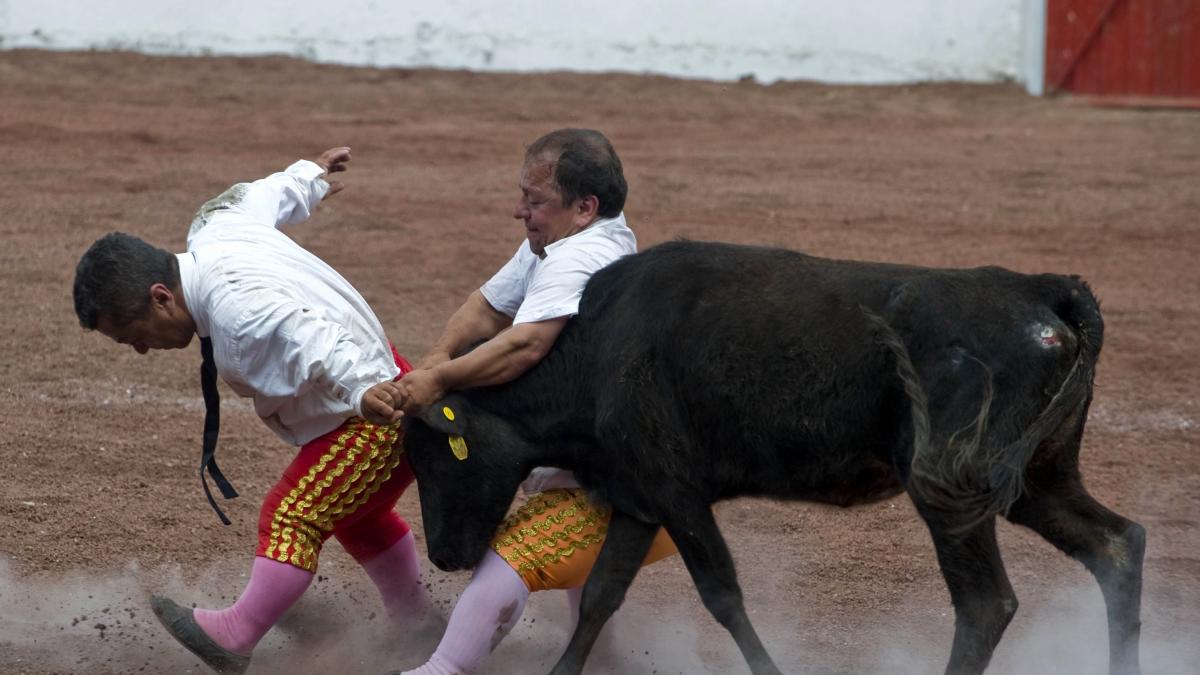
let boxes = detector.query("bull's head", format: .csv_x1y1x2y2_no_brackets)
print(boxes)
403,394,537,572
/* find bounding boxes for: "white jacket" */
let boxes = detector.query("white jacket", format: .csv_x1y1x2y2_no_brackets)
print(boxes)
178,160,398,445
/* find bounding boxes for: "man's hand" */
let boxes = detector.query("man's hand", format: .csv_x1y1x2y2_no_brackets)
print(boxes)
314,146,351,199
361,380,404,426
395,368,447,416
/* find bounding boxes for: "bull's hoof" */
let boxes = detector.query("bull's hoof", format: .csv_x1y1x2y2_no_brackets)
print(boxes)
150,595,251,674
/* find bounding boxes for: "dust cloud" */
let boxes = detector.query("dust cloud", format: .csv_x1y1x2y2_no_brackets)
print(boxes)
1,556,1196,674
858,585,1197,675
0,552,720,675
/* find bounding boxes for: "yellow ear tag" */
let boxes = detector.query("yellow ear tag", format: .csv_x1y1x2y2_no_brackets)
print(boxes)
442,406,456,421
448,435,469,461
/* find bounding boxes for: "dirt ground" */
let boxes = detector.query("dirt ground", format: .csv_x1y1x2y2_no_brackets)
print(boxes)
0,49,1197,675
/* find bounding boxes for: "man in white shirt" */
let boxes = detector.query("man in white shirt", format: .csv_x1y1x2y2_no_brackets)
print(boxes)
73,147,434,674
395,129,636,407
382,129,675,675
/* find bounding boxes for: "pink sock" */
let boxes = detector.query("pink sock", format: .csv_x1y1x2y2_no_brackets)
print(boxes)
358,531,433,619
193,556,313,655
402,550,529,675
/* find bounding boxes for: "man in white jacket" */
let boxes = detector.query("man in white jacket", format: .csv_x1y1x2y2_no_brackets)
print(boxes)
73,147,434,674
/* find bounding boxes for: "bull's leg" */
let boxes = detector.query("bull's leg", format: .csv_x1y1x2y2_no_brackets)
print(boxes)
1005,471,1145,675
549,510,658,675
664,503,782,675
922,515,1018,675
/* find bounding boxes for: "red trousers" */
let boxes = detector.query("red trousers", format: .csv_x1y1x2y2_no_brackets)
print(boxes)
256,350,414,572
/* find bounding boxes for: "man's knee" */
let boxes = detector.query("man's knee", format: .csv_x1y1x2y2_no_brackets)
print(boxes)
336,510,412,561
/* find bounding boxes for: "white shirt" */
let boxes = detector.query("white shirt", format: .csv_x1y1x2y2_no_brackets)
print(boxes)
482,212,636,492
177,159,399,446
480,213,636,324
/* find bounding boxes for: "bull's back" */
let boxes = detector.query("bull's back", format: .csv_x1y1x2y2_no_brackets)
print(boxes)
577,241,1100,505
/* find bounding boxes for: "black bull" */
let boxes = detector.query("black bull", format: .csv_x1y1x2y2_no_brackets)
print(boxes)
404,240,1144,675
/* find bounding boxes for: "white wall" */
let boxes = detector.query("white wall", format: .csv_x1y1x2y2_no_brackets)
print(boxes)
0,0,1044,86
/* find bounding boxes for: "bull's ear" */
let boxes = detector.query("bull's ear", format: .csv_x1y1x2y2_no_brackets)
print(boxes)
419,394,470,436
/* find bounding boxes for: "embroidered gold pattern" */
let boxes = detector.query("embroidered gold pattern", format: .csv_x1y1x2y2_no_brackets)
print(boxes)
492,489,612,573
264,420,402,572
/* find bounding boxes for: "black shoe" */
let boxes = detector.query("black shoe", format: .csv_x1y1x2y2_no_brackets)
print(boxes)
149,595,251,674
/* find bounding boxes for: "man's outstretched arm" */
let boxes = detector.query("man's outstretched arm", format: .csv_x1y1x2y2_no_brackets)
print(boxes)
397,316,567,414
360,289,524,425
416,290,514,370
188,146,351,242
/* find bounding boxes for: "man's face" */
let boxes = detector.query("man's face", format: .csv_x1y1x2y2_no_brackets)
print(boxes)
513,159,587,257
95,285,194,354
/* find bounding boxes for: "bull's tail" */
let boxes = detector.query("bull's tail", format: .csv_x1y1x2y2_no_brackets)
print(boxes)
861,284,1101,529
860,307,933,483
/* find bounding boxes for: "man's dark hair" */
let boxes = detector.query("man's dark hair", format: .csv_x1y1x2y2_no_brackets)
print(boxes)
74,232,179,329
525,128,627,218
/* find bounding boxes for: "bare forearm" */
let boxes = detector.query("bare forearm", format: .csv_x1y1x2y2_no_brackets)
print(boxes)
397,317,567,414
432,327,547,390
418,290,510,368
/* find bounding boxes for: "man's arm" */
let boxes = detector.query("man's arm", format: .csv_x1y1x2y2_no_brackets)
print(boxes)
397,316,568,414
187,147,350,242
416,289,514,369
360,289,517,425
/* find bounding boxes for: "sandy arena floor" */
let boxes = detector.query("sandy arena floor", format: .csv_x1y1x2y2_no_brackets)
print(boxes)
0,50,1197,674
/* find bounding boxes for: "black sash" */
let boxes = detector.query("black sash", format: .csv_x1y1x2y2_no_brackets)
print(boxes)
200,336,238,524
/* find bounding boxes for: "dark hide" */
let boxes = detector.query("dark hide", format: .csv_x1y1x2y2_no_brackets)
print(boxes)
404,240,1144,675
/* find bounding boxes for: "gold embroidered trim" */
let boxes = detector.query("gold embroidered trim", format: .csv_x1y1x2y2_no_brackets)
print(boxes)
493,489,612,573
264,420,401,572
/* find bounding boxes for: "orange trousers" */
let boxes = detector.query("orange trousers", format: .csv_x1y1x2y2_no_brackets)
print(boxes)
492,488,677,591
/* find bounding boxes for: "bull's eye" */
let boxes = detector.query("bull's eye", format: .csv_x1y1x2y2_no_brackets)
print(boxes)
449,435,469,461
442,406,456,421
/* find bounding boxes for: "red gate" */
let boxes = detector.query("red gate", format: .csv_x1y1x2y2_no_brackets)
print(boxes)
1046,0,1200,105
